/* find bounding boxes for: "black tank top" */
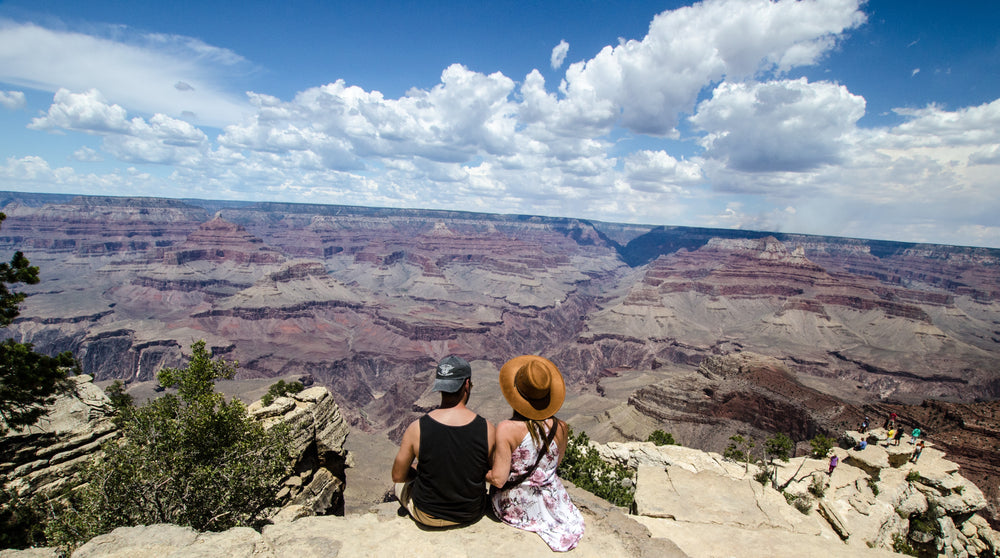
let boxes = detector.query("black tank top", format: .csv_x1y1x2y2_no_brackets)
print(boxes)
412,414,489,523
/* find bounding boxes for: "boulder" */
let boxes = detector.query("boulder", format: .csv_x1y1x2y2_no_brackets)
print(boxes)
911,469,987,516
817,498,850,540
0,550,59,558
844,445,890,478
247,396,296,419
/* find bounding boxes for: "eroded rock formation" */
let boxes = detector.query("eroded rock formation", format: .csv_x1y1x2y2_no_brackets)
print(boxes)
9,434,993,558
602,437,998,557
1,376,350,519
2,191,1000,525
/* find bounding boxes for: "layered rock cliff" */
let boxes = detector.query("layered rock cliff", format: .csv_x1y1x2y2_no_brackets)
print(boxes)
6,436,995,558
1,376,350,519
2,191,1000,525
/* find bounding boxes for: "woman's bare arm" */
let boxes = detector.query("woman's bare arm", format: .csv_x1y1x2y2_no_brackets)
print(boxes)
487,420,519,488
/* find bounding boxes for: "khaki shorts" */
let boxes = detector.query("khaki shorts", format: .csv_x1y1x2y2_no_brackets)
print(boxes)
394,481,461,528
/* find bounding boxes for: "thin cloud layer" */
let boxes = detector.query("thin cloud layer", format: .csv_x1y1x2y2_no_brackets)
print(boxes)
0,20,250,126
2,0,999,247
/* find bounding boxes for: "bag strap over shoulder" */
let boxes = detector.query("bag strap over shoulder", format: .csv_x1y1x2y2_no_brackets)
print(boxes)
500,419,559,491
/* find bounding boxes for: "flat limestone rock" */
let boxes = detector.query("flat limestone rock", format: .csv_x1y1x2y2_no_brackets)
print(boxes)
633,516,901,558
634,465,815,534
71,524,261,558
42,486,684,558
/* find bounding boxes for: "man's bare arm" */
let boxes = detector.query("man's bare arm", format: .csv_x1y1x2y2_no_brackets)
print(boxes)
391,421,420,483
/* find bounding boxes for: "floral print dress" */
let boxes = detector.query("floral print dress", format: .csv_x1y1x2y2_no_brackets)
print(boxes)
491,429,585,552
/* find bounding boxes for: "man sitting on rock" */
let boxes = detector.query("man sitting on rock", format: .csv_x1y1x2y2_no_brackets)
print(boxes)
391,356,496,527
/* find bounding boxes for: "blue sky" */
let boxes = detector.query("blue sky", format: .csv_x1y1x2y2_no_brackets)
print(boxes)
0,0,999,248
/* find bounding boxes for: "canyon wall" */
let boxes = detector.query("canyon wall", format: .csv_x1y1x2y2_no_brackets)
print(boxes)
2,191,999,518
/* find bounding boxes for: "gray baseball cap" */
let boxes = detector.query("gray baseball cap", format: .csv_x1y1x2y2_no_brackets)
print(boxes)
431,356,472,393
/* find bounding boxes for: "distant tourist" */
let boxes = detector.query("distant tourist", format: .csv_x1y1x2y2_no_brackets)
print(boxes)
391,356,496,526
886,428,896,445
828,454,839,475
488,355,585,552
911,440,925,462
860,416,870,433
911,427,921,444
856,439,868,451
893,428,904,446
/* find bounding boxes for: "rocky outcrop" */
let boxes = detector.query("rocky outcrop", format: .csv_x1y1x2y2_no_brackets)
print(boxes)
3,486,687,558
11,436,994,558
603,438,998,558
1,377,350,518
247,387,351,515
0,375,118,499
7,401,998,558
159,216,285,266
613,352,861,451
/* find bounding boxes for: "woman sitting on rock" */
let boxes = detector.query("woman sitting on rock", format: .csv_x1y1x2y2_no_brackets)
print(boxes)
486,355,585,552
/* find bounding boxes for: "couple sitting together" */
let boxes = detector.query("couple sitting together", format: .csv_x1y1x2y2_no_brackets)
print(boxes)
391,355,585,552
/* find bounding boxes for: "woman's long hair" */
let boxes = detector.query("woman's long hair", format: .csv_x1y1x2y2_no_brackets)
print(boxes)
512,411,555,451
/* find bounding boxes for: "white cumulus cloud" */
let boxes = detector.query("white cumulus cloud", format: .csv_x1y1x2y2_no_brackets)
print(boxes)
30,88,212,165
550,40,569,69
0,89,25,109
559,0,866,136
691,78,866,173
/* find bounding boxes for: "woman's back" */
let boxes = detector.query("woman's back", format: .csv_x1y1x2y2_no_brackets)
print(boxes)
491,418,584,552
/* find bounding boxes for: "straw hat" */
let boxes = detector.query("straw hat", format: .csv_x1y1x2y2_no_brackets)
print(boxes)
499,355,566,420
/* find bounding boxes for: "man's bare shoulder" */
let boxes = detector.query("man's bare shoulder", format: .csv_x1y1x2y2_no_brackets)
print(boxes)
401,417,422,440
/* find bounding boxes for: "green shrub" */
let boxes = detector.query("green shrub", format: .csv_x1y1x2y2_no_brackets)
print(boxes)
261,379,304,407
892,534,919,556
809,434,835,458
557,429,635,508
906,470,921,483
909,510,941,537
44,341,292,553
783,492,812,515
104,380,133,418
724,434,756,471
754,469,772,485
808,475,826,498
867,477,880,496
0,486,52,549
646,429,676,446
765,433,793,462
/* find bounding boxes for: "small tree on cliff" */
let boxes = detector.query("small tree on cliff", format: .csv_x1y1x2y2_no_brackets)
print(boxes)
761,432,794,488
809,434,835,459
46,341,292,551
0,212,76,435
646,429,676,446
724,434,757,472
